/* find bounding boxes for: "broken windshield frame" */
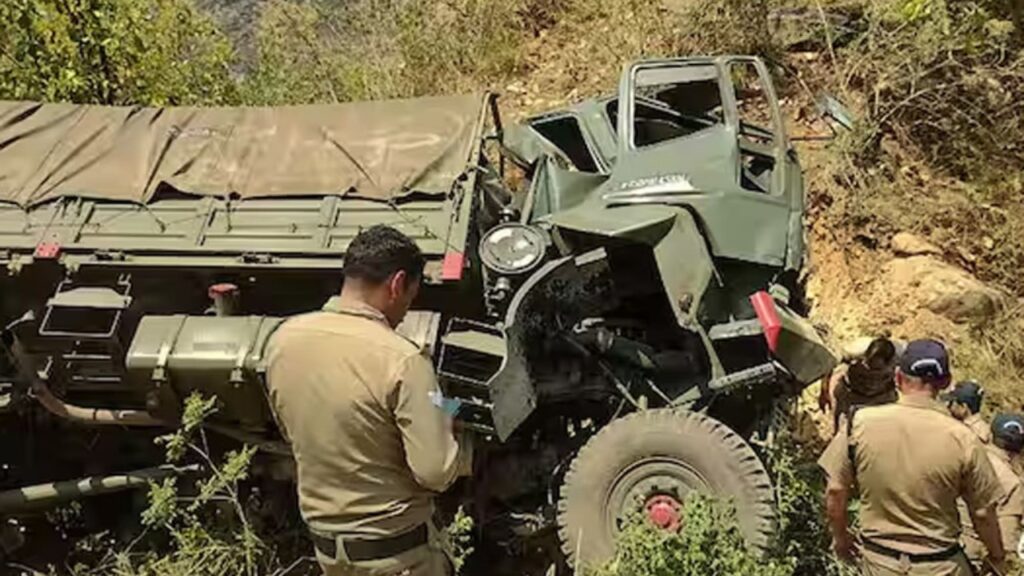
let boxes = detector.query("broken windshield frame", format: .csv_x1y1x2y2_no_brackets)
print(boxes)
616,58,786,155
613,57,790,197
618,62,729,152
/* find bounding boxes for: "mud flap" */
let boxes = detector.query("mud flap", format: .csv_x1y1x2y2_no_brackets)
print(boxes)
750,291,836,384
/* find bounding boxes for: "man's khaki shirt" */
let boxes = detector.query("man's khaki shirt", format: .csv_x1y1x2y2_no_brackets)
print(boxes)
818,395,1003,554
964,413,992,445
266,299,471,537
960,445,1024,559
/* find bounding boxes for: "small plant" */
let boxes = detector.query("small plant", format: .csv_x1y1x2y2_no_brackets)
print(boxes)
591,494,792,576
68,393,284,576
447,506,475,574
766,428,860,576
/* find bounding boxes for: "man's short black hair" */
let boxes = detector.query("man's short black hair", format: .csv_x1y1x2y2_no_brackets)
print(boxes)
342,225,425,285
865,337,897,365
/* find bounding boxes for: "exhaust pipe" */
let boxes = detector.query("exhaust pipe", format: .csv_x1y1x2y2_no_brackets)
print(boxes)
31,378,163,427
0,464,200,514
3,328,163,427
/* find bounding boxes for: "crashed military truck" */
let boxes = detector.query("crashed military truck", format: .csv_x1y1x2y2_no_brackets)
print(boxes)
0,56,834,565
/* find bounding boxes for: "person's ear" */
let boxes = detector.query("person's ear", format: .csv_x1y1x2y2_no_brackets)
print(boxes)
388,270,407,301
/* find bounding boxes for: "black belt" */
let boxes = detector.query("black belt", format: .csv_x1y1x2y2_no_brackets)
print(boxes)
311,523,429,562
862,539,964,563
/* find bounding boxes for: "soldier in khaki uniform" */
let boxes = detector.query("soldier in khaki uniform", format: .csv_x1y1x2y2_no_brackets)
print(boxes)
819,339,1009,575
961,413,1024,567
819,337,901,435
266,225,472,576
944,380,992,444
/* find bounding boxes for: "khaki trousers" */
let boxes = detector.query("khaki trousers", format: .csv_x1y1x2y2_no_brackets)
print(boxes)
859,548,972,576
315,524,452,576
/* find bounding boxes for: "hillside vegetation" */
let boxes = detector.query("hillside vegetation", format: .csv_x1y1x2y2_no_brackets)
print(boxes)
1,0,1022,574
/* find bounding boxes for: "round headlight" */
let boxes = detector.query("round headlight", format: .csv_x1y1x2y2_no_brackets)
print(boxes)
479,223,547,275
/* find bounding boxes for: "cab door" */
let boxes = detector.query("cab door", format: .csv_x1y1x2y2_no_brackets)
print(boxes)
607,57,796,269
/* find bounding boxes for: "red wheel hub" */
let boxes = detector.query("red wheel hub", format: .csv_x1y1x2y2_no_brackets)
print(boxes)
644,495,682,531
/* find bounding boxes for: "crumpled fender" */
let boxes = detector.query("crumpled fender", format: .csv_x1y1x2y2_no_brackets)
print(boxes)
550,205,714,330
487,249,613,440
751,292,837,384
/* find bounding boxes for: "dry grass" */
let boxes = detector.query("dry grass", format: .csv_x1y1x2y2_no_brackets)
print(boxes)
793,0,1024,415
239,0,563,104
805,0,1024,291
498,0,780,118
956,305,1024,413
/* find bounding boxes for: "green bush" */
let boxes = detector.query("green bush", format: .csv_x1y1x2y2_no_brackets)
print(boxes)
592,494,792,576
766,430,859,576
68,394,270,576
835,0,1023,179
0,0,238,106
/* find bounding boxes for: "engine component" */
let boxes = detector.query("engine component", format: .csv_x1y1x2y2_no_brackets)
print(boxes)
39,279,132,341
479,223,547,276
437,318,505,435
124,311,441,430
32,279,135,393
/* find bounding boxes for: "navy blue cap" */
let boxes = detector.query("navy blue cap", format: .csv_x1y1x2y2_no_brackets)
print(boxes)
942,380,984,413
899,339,950,380
992,413,1024,452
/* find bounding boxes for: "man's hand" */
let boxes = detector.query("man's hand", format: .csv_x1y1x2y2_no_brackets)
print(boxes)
824,481,857,565
818,370,834,413
984,555,1009,576
970,503,1007,570
831,531,858,564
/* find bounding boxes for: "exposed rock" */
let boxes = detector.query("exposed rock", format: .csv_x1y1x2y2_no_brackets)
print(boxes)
891,232,941,257
881,256,1005,323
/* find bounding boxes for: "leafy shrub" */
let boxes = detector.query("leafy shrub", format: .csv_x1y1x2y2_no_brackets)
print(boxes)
592,494,792,576
836,0,1023,179
766,429,859,576
0,0,238,106
69,394,273,576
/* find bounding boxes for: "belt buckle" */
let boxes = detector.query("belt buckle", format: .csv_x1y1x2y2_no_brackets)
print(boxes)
898,552,912,572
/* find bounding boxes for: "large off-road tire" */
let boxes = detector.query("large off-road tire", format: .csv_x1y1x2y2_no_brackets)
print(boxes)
556,409,776,568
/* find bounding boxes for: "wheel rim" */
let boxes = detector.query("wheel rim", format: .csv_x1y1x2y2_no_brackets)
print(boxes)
604,457,710,537
644,494,682,531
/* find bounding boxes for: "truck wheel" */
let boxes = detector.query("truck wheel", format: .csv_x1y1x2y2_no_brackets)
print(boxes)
556,409,775,568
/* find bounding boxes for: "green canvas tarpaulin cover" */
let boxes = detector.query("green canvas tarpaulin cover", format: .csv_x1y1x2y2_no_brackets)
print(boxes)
0,94,486,207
